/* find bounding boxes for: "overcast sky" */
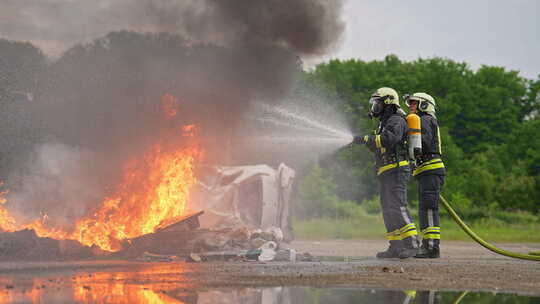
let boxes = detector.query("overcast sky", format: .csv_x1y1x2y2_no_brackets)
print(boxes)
1,0,539,79
328,0,540,79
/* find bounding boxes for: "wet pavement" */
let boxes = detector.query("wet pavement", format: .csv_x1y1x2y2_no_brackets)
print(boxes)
0,262,539,304
0,240,539,303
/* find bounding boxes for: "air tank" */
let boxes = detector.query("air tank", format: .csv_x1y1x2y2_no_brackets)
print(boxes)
406,113,422,160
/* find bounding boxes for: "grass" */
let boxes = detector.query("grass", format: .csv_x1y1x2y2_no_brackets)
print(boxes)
294,216,386,240
294,215,540,243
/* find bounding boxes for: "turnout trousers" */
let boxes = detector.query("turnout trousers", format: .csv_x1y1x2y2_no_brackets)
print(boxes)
378,168,418,248
418,173,445,250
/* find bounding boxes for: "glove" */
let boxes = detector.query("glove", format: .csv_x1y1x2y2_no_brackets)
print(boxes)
353,135,369,145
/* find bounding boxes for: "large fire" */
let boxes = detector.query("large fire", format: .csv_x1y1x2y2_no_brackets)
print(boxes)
0,94,202,252
71,144,200,251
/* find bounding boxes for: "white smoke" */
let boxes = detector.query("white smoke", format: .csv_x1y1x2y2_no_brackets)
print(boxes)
7,143,109,229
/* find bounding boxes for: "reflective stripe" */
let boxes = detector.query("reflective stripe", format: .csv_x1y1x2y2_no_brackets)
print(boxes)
437,128,442,154
400,223,416,233
386,229,401,241
399,223,418,239
387,224,419,240
375,135,382,148
401,229,418,239
421,227,440,234
377,160,409,175
420,158,442,166
400,207,412,224
422,233,441,240
422,226,441,240
413,158,444,176
428,209,434,249
404,290,417,299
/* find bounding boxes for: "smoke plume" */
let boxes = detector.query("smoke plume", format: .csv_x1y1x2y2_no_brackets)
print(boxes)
0,0,345,230
0,0,344,57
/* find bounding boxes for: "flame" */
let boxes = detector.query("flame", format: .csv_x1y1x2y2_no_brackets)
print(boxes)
161,93,179,118
72,145,199,251
0,144,199,252
181,124,196,137
0,94,202,252
0,207,18,232
0,181,8,205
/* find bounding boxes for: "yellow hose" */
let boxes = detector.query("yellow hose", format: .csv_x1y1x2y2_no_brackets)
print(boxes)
452,291,468,304
439,195,540,261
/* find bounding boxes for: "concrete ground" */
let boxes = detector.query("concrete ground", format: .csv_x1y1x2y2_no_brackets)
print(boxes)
0,239,539,302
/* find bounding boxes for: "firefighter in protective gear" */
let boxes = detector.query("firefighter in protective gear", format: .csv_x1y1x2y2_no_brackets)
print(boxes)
405,92,445,258
353,87,419,259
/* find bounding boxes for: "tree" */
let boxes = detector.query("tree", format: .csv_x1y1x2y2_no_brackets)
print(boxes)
0,39,45,105
0,39,46,174
300,55,539,216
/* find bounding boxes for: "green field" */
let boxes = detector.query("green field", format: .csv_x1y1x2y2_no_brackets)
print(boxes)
294,215,540,243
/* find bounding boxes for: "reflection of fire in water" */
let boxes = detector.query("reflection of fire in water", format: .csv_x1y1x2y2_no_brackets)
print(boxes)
69,267,194,304
0,272,189,304
0,94,202,252
74,283,186,304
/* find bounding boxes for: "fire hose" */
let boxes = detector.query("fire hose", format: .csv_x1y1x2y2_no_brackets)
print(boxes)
440,195,540,261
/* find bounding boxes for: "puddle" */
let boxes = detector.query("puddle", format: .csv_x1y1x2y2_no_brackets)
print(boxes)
0,264,538,303
1,284,539,304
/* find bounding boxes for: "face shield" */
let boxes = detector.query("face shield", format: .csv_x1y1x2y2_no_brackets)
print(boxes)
368,96,384,118
405,96,421,107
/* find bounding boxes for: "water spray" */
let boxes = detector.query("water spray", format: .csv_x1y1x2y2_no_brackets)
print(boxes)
259,103,353,140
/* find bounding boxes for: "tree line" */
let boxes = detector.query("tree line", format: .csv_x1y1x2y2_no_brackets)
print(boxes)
1,36,539,219
298,55,540,219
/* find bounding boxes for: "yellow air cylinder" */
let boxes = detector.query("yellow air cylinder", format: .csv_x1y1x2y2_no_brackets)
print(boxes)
406,113,422,160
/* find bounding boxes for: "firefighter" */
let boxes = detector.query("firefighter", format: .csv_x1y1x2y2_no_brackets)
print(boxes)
405,93,445,258
353,87,419,259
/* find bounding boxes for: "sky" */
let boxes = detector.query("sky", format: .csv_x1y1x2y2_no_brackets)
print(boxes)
1,0,539,79
327,0,540,79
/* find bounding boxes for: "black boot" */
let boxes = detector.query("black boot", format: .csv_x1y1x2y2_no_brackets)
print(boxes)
399,236,419,259
376,240,402,259
415,239,440,258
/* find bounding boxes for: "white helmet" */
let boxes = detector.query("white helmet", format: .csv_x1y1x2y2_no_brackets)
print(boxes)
405,92,436,115
369,87,400,118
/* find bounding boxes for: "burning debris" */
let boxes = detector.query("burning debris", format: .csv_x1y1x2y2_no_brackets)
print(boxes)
0,163,299,263
0,139,202,253
0,229,101,261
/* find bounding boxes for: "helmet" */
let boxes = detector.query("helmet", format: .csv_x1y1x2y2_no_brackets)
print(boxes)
405,92,436,115
369,87,400,118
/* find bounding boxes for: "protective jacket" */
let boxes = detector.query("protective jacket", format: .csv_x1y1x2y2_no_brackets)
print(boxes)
413,113,445,177
364,106,418,250
365,107,409,176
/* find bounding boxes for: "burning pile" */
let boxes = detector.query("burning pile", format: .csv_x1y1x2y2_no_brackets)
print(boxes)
0,0,344,261
0,94,202,254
